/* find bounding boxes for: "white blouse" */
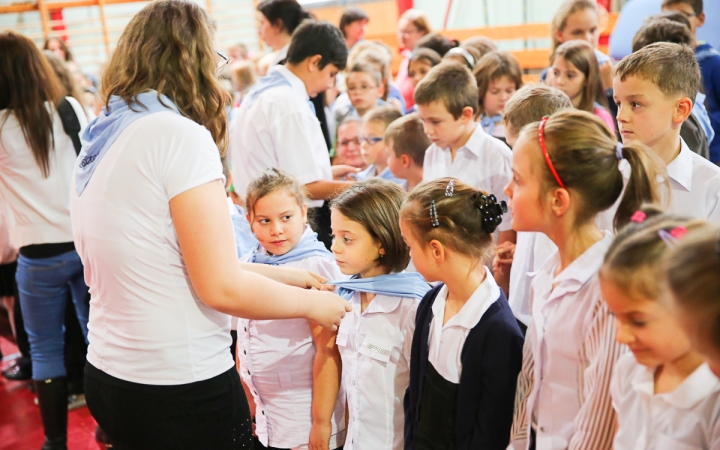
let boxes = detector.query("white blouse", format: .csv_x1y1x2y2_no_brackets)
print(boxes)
237,243,347,449
612,353,720,450
337,291,418,450
509,232,626,450
428,268,499,383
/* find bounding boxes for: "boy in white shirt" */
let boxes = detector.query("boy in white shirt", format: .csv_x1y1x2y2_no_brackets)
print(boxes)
229,21,356,248
414,62,516,292
614,42,720,223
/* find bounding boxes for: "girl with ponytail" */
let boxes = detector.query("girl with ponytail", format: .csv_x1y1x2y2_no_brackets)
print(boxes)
505,109,668,449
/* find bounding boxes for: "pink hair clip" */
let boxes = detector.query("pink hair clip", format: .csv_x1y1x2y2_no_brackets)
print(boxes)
630,211,646,223
669,226,687,240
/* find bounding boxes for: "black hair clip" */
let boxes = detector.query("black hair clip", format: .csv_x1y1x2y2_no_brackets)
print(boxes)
475,194,508,233
445,180,454,197
430,199,440,228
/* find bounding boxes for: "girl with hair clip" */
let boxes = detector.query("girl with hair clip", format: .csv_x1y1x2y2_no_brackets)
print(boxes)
401,178,524,450
600,207,720,450
238,168,347,450
547,40,615,132
505,109,667,450
70,1,349,448
327,178,431,450
665,223,720,379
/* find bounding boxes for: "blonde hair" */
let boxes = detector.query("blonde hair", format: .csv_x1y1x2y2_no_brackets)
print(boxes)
101,0,229,153
519,110,668,230
400,178,505,262
229,60,257,96
551,40,607,112
503,85,572,137
664,223,720,351
245,168,306,219
551,0,599,54
600,206,702,300
473,51,523,115
399,9,432,36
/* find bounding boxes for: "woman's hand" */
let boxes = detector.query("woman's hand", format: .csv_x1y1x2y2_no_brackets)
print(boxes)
303,290,351,331
309,420,332,450
331,165,360,180
240,264,334,291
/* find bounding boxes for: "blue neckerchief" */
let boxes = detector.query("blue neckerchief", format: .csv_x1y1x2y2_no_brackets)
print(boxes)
480,114,503,136
594,48,611,65
229,204,257,258
249,229,332,265
696,44,720,63
378,167,408,190
327,272,431,301
76,91,179,195
243,67,315,114
693,92,715,145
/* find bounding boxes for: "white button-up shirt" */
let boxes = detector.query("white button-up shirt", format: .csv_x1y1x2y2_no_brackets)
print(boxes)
337,292,418,450
237,249,347,449
666,139,720,223
429,268,499,383
612,353,720,450
509,232,626,450
229,65,332,208
422,123,513,231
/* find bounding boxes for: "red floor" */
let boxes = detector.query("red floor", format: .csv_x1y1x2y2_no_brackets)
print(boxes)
0,338,104,450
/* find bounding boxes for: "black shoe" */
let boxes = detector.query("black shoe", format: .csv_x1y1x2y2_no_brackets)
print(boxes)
2,358,32,381
34,377,68,450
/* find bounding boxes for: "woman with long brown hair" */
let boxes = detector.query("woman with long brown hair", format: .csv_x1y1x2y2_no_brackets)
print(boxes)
0,31,90,450
70,1,349,448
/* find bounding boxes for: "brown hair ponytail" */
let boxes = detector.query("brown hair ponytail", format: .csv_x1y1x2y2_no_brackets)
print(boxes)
521,109,667,231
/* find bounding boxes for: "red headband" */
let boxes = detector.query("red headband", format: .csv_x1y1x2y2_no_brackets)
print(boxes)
538,116,565,189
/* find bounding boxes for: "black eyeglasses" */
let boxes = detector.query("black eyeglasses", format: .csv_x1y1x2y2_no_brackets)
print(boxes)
215,50,229,72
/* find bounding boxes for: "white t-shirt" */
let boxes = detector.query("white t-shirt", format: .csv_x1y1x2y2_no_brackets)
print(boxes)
0,97,87,248
229,65,332,208
612,353,720,450
337,291,418,450
71,112,231,385
422,123,513,232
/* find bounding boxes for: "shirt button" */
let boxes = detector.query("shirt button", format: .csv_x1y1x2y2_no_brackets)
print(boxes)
243,350,247,355
244,327,247,332
540,427,546,433
261,410,265,415
247,370,251,375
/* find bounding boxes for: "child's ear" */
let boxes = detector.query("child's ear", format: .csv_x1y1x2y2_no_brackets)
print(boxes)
460,106,475,124
402,154,412,168
307,55,323,72
673,96,693,125
697,12,705,27
428,239,444,261
555,27,566,44
301,203,308,223
377,82,385,99
549,187,572,219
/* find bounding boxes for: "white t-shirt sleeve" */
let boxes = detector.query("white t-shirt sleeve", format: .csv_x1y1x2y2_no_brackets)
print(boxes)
161,122,224,200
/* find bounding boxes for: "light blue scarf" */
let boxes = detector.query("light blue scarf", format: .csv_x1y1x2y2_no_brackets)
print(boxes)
229,204,257,258
327,272,431,301
243,67,315,114
480,114,503,137
693,92,715,145
76,91,180,195
248,229,332,265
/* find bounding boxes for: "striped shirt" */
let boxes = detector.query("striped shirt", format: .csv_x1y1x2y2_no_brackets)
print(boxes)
508,231,626,450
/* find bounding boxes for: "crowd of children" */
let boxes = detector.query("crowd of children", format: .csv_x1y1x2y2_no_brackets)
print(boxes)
3,0,720,449
222,0,720,449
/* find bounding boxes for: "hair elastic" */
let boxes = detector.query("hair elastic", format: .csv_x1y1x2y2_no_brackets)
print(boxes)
538,116,565,188
658,226,688,248
615,143,624,161
630,210,646,223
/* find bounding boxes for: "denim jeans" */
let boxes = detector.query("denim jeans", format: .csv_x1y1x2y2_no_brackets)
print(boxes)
16,250,89,380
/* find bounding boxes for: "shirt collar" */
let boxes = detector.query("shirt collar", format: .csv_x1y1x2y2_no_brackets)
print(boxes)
271,65,309,100
353,290,402,315
458,123,487,157
538,231,613,288
431,267,499,330
666,138,693,192
632,362,720,410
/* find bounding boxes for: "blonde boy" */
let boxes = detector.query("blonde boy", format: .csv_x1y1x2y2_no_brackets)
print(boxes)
385,113,430,191
613,42,720,222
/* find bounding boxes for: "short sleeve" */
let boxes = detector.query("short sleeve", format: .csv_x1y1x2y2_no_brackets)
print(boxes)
160,115,225,200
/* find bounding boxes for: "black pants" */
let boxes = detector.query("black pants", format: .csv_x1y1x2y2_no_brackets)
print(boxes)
254,437,344,450
85,363,252,450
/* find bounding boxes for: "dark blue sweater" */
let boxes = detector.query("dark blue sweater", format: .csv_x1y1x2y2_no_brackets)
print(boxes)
404,284,524,450
696,43,720,163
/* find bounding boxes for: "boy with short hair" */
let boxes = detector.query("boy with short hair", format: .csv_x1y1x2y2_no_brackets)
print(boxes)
356,106,405,187
385,113,430,191
614,42,720,222
230,21,354,248
499,85,573,329
414,62,515,289
333,62,391,125
662,0,720,163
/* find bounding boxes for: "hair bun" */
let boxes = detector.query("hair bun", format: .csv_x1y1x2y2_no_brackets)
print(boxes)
473,193,508,234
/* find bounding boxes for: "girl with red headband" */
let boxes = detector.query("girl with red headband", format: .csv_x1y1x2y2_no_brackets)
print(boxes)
504,109,668,450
